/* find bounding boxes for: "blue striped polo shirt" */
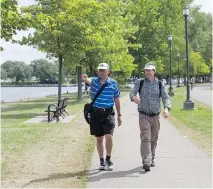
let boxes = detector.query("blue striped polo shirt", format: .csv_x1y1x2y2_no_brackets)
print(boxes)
90,76,120,108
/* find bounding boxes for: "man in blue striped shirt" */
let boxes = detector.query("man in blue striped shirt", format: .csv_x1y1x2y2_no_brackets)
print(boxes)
82,63,122,171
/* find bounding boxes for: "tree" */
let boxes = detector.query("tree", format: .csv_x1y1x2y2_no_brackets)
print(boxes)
24,64,33,80
31,59,58,84
0,0,30,49
1,61,32,83
190,52,210,76
129,0,182,74
2,60,15,71
188,8,212,65
63,0,139,82
12,63,26,84
1,61,16,79
20,0,90,99
128,0,205,78
1,68,7,80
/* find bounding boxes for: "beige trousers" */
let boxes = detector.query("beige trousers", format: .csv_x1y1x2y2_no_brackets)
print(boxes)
139,113,160,164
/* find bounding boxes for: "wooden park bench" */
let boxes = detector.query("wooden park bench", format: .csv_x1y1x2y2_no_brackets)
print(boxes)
45,97,69,122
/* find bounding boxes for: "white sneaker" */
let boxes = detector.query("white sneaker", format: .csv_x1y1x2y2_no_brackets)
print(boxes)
105,160,113,171
99,161,106,170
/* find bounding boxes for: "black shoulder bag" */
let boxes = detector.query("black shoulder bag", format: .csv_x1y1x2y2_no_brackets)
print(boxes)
84,83,107,124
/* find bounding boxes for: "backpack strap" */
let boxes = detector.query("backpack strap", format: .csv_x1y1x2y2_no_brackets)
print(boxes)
138,79,162,97
159,80,162,97
138,79,144,95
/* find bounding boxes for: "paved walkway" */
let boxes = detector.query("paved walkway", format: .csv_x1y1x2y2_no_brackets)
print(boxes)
23,115,76,124
190,83,212,106
87,95,212,188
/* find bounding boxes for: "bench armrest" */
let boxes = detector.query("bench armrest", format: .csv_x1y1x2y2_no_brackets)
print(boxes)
48,104,58,111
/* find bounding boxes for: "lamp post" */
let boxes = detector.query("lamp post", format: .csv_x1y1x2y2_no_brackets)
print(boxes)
177,53,180,87
192,61,194,79
184,58,186,86
183,5,194,109
168,35,174,96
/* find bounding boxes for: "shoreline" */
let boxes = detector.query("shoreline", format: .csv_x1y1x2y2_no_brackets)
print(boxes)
1,91,75,104
1,84,78,87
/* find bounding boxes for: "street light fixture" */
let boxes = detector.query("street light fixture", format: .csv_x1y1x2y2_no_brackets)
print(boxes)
168,35,174,96
177,53,180,87
183,5,194,109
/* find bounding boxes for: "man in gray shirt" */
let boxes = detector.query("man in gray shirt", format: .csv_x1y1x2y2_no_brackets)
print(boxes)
129,62,171,171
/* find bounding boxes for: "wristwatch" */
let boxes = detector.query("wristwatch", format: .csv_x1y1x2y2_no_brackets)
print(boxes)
118,114,121,116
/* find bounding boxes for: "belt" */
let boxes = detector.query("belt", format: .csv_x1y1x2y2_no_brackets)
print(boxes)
139,111,160,117
93,107,113,112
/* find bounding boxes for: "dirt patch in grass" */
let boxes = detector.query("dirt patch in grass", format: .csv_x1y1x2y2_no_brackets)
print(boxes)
1,93,95,188
1,114,95,188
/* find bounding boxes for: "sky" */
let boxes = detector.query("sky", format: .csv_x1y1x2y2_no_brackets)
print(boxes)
0,0,212,64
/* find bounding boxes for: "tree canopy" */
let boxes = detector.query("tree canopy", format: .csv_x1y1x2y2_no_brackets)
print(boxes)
1,0,212,82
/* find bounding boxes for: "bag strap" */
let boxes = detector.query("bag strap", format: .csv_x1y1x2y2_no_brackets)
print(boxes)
90,83,107,106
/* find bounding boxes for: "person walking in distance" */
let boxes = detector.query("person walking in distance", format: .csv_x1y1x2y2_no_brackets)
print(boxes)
129,62,171,171
82,63,122,171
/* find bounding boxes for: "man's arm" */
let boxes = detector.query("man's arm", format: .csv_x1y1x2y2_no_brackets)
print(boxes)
82,74,92,85
114,82,122,126
129,79,141,103
114,97,121,115
160,82,171,118
114,97,122,126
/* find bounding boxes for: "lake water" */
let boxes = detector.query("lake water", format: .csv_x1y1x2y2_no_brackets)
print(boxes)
1,84,134,103
1,86,79,102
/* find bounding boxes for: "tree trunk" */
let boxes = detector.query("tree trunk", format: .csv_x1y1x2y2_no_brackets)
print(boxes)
58,54,62,102
77,66,82,101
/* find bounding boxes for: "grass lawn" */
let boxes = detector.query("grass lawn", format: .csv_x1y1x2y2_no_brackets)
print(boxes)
1,90,130,188
1,93,88,151
169,87,212,156
1,93,95,187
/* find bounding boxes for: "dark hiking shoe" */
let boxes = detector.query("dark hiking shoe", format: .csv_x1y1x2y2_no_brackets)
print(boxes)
143,163,150,171
99,161,106,170
105,160,113,171
151,159,155,167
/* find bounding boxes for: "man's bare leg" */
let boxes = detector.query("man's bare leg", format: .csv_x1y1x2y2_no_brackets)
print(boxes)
105,134,113,156
96,136,105,170
105,134,113,171
96,136,104,158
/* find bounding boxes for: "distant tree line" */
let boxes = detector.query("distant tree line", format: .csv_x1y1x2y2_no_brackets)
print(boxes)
1,59,76,84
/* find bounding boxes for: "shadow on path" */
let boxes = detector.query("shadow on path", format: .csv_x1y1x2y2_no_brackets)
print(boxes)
22,169,100,187
88,166,146,183
22,166,146,187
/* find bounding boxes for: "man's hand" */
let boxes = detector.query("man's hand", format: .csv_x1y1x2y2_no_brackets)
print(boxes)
163,108,169,119
82,74,88,81
117,116,122,126
82,74,92,85
133,96,140,105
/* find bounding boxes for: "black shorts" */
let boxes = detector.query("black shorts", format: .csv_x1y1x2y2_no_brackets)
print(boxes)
90,109,115,137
